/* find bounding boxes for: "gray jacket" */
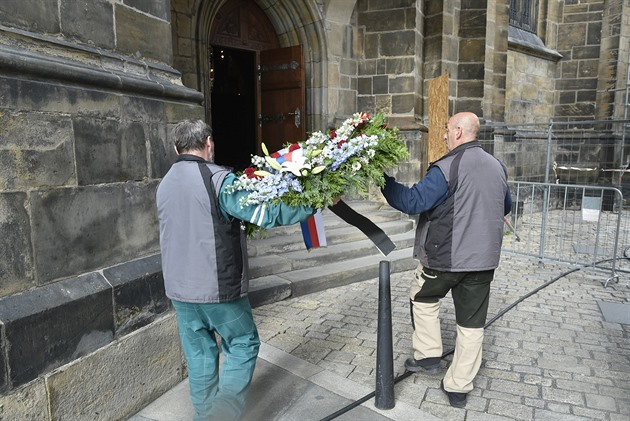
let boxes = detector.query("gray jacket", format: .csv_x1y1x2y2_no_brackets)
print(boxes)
414,142,508,271
156,155,247,303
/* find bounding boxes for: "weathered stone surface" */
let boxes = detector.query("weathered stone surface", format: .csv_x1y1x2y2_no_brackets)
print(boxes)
0,272,114,388
555,102,596,118
0,378,49,420
386,57,414,74
337,90,357,116
0,330,5,392
392,94,414,114
103,254,170,337
164,101,205,123
0,111,76,190
60,0,115,49
459,39,485,62
459,63,485,80
148,122,173,178
460,9,487,37
555,78,598,91
379,31,415,56
249,275,292,307
0,76,17,107
357,95,375,115
30,182,160,283
358,10,407,32
389,76,414,93
122,96,166,123
46,314,183,421
73,117,148,184
0,192,34,297
115,3,173,62
373,75,388,94
457,80,484,98
364,33,379,59
17,78,121,118
125,0,170,20
358,77,372,95
0,0,59,34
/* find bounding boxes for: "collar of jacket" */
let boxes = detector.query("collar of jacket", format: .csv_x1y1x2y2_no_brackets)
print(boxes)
176,154,210,163
431,140,481,166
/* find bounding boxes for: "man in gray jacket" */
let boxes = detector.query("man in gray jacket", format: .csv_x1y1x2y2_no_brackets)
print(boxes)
381,112,511,408
156,120,313,420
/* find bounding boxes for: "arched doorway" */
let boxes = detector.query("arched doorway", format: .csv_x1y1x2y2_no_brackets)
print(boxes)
209,0,305,170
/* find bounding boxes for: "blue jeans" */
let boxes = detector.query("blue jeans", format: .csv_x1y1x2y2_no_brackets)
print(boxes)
172,297,260,421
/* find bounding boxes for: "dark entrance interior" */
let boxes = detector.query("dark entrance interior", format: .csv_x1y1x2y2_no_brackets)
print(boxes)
210,46,256,171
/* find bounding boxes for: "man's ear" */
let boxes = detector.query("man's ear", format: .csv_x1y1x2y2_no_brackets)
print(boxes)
207,136,215,160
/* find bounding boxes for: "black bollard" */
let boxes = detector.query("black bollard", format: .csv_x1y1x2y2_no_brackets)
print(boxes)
375,260,395,409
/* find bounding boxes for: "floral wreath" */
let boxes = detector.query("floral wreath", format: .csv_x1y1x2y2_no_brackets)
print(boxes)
224,112,409,232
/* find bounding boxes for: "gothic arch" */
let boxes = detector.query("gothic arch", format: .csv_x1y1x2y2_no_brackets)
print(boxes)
194,0,332,131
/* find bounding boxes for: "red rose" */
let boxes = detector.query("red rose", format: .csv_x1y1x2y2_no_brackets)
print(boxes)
337,140,347,148
244,167,257,179
330,129,337,139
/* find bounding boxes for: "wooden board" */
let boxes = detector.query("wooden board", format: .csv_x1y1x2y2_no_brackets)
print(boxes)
427,73,449,164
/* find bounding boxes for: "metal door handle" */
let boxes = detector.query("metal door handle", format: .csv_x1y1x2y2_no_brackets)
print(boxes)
287,107,301,128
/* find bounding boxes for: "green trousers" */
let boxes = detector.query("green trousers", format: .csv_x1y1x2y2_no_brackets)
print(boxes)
172,297,260,421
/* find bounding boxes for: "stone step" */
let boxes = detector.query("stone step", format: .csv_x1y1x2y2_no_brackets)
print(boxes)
248,229,416,278
245,200,417,307
248,246,417,307
247,218,414,256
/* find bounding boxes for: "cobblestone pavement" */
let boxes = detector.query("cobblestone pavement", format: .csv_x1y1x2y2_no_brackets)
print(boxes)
252,253,630,421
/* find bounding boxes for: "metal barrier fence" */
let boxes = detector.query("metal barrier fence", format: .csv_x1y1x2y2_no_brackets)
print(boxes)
503,181,626,286
480,119,630,188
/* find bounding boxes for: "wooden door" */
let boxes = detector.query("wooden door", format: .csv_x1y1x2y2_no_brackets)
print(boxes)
259,45,305,154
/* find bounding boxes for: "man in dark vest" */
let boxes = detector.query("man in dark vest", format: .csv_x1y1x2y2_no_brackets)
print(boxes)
381,112,512,408
156,120,313,420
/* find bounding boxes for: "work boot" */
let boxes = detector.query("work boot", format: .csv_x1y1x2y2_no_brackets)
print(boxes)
404,356,441,373
440,380,467,408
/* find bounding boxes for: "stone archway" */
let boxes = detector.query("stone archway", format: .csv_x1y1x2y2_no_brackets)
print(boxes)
192,0,332,132
170,0,362,129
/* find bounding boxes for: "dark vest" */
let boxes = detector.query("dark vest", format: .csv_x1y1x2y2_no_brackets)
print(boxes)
157,155,247,303
413,141,508,271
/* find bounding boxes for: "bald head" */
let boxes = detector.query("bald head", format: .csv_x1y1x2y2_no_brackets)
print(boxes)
444,112,480,151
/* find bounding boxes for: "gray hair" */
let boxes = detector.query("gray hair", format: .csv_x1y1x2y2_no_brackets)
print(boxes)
171,120,213,153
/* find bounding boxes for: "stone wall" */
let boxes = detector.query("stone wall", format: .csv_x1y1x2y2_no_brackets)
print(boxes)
0,0,203,406
505,51,556,123
556,0,606,120
357,0,419,120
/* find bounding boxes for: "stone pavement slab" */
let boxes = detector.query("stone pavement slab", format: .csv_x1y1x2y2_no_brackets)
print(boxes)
252,254,630,420
129,342,435,421
131,253,630,421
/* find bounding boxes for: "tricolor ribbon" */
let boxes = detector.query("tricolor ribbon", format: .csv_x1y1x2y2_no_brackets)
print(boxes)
300,209,327,250
299,201,396,256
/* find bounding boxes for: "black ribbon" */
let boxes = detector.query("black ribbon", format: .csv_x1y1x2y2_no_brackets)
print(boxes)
328,200,396,256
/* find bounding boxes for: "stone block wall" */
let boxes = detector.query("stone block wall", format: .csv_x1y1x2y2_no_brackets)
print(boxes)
0,0,203,406
357,0,419,120
505,51,556,123
556,0,605,120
